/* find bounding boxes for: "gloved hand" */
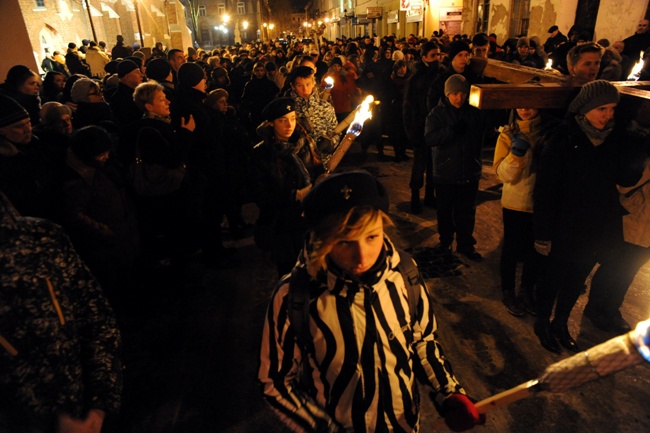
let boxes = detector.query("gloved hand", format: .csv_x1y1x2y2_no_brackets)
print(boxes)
442,393,486,432
452,120,467,135
511,133,531,157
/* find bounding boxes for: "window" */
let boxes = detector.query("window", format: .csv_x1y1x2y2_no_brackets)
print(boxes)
475,0,489,34
218,3,225,15
237,2,245,15
198,5,206,16
509,0,530,37
35,0,45,8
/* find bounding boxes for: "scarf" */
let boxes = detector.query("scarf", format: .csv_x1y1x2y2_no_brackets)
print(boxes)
575,114,615,146
143,112,171,123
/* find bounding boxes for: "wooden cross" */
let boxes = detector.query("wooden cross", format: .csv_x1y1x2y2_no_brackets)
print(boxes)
468,58,650,127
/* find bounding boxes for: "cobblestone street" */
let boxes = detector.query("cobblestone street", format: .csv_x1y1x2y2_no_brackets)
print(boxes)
113,141,650,433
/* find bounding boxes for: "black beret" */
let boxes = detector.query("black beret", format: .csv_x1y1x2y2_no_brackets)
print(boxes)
446,40,471,60
146,58,172,81
104,60,119,74
262,97,295,121
548,25,559,33
302,171,390,227
117,59,139,78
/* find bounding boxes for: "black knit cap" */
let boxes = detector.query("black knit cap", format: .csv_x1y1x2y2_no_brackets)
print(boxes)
0,94,29,128
105,60,119,74
146,58,172,81
262,97,295,121
177,62,206,88
117,59,139,78
70,125,112,162
302,170,390,228
568,80,620,114
446,40,471,60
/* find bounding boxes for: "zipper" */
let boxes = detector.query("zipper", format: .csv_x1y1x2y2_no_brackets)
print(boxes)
0,335,18,356
46,278,65,325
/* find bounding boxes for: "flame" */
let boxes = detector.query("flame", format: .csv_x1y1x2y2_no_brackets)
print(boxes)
544,58,553,70
627,51,645,81
324,76,334,86
347,95,374,136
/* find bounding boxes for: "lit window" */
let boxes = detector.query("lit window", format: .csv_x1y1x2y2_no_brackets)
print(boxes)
237,2,245,14
198,5,206,16
218,3,225,15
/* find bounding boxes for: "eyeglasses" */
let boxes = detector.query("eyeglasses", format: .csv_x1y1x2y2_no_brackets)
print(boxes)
88,89,102,96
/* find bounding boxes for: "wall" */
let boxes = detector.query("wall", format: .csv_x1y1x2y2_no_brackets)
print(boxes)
0,1,38,80
595,0,648,43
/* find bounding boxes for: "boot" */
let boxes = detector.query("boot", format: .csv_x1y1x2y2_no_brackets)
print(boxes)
410,190,422,214
520,286,536,316
551,321,580,353
534,320,561,354
503,291,526,317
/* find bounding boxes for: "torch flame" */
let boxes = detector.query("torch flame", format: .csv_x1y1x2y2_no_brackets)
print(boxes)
627,51,645,81
544,58,553,70
347,95,374,136
324,76,334,86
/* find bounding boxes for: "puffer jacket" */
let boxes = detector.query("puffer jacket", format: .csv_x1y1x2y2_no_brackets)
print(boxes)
424,97,484,184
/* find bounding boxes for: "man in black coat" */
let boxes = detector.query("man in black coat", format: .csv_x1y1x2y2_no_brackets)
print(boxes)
543,25,568,56
108,59,143,128
240,62,279,134
403,41,445,214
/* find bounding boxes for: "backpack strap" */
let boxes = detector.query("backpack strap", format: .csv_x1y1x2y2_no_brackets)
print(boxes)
396,250,422,326
288,266,316,352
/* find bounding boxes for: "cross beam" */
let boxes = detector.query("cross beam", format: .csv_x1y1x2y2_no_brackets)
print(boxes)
468,59,650,127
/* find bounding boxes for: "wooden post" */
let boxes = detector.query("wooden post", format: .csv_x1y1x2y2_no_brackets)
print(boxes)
84,0,98,42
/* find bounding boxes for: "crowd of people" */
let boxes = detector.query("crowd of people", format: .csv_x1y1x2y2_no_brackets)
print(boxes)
1,21,650,432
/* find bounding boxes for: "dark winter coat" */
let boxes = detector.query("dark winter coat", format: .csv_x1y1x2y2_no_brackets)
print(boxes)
108,83,141,127
533,117,643,262
424,97,484,184
0,198,121,430
403,60,446,148
241,76,279,128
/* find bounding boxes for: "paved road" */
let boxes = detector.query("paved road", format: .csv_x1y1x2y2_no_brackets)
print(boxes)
112,142,650,433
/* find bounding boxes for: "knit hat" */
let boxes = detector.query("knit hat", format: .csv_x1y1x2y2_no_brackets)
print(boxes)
548,25,559,33
205,88,229,108
177,62,205,88
391,50,405,62
302,170,390,228
262,97,295,121
0,94,29,128
446,40,471,60
444,74,469,96
70,78,96,103
146,58,172,81
104,60,119,74
125,56,143,69
70,125,112,162
117,59,139,78
39,102,72,127
328,57,343,68
568,80,620,114
517,37,530,48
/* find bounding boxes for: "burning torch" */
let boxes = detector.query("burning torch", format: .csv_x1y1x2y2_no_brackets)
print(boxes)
437,318,650,425
321,76,334,101
627,51,645,81
317,95,376,182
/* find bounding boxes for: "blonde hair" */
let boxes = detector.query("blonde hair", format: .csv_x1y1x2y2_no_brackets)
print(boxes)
307,206,393,277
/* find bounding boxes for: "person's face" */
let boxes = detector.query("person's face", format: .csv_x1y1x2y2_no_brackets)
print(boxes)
328,216,384,276
451,51,470,72
448,91,467,109
472,45,489,59
87,85,104,103
569,52,601,81
253,66,266,79
550,29,559,37
53,74,66,91
517,45,530,57
20,75,40,96
384,49,392,59
612,41,624,54
292,76,315,98
0,118,32,144
95,150,110,166
584,103,616,130
396,65,407,76
636,20,649,35
516,108,539,121
271,111,296,140
215,96,228,113
146,90,170,117
170,52,187,71
295,43,304,53
54,113,73,136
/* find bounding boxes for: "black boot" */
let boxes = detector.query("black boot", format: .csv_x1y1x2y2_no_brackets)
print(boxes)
534,320,561,354
551,321,580,353
520,286,536,316
410,190,422,214
503,291,526,316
